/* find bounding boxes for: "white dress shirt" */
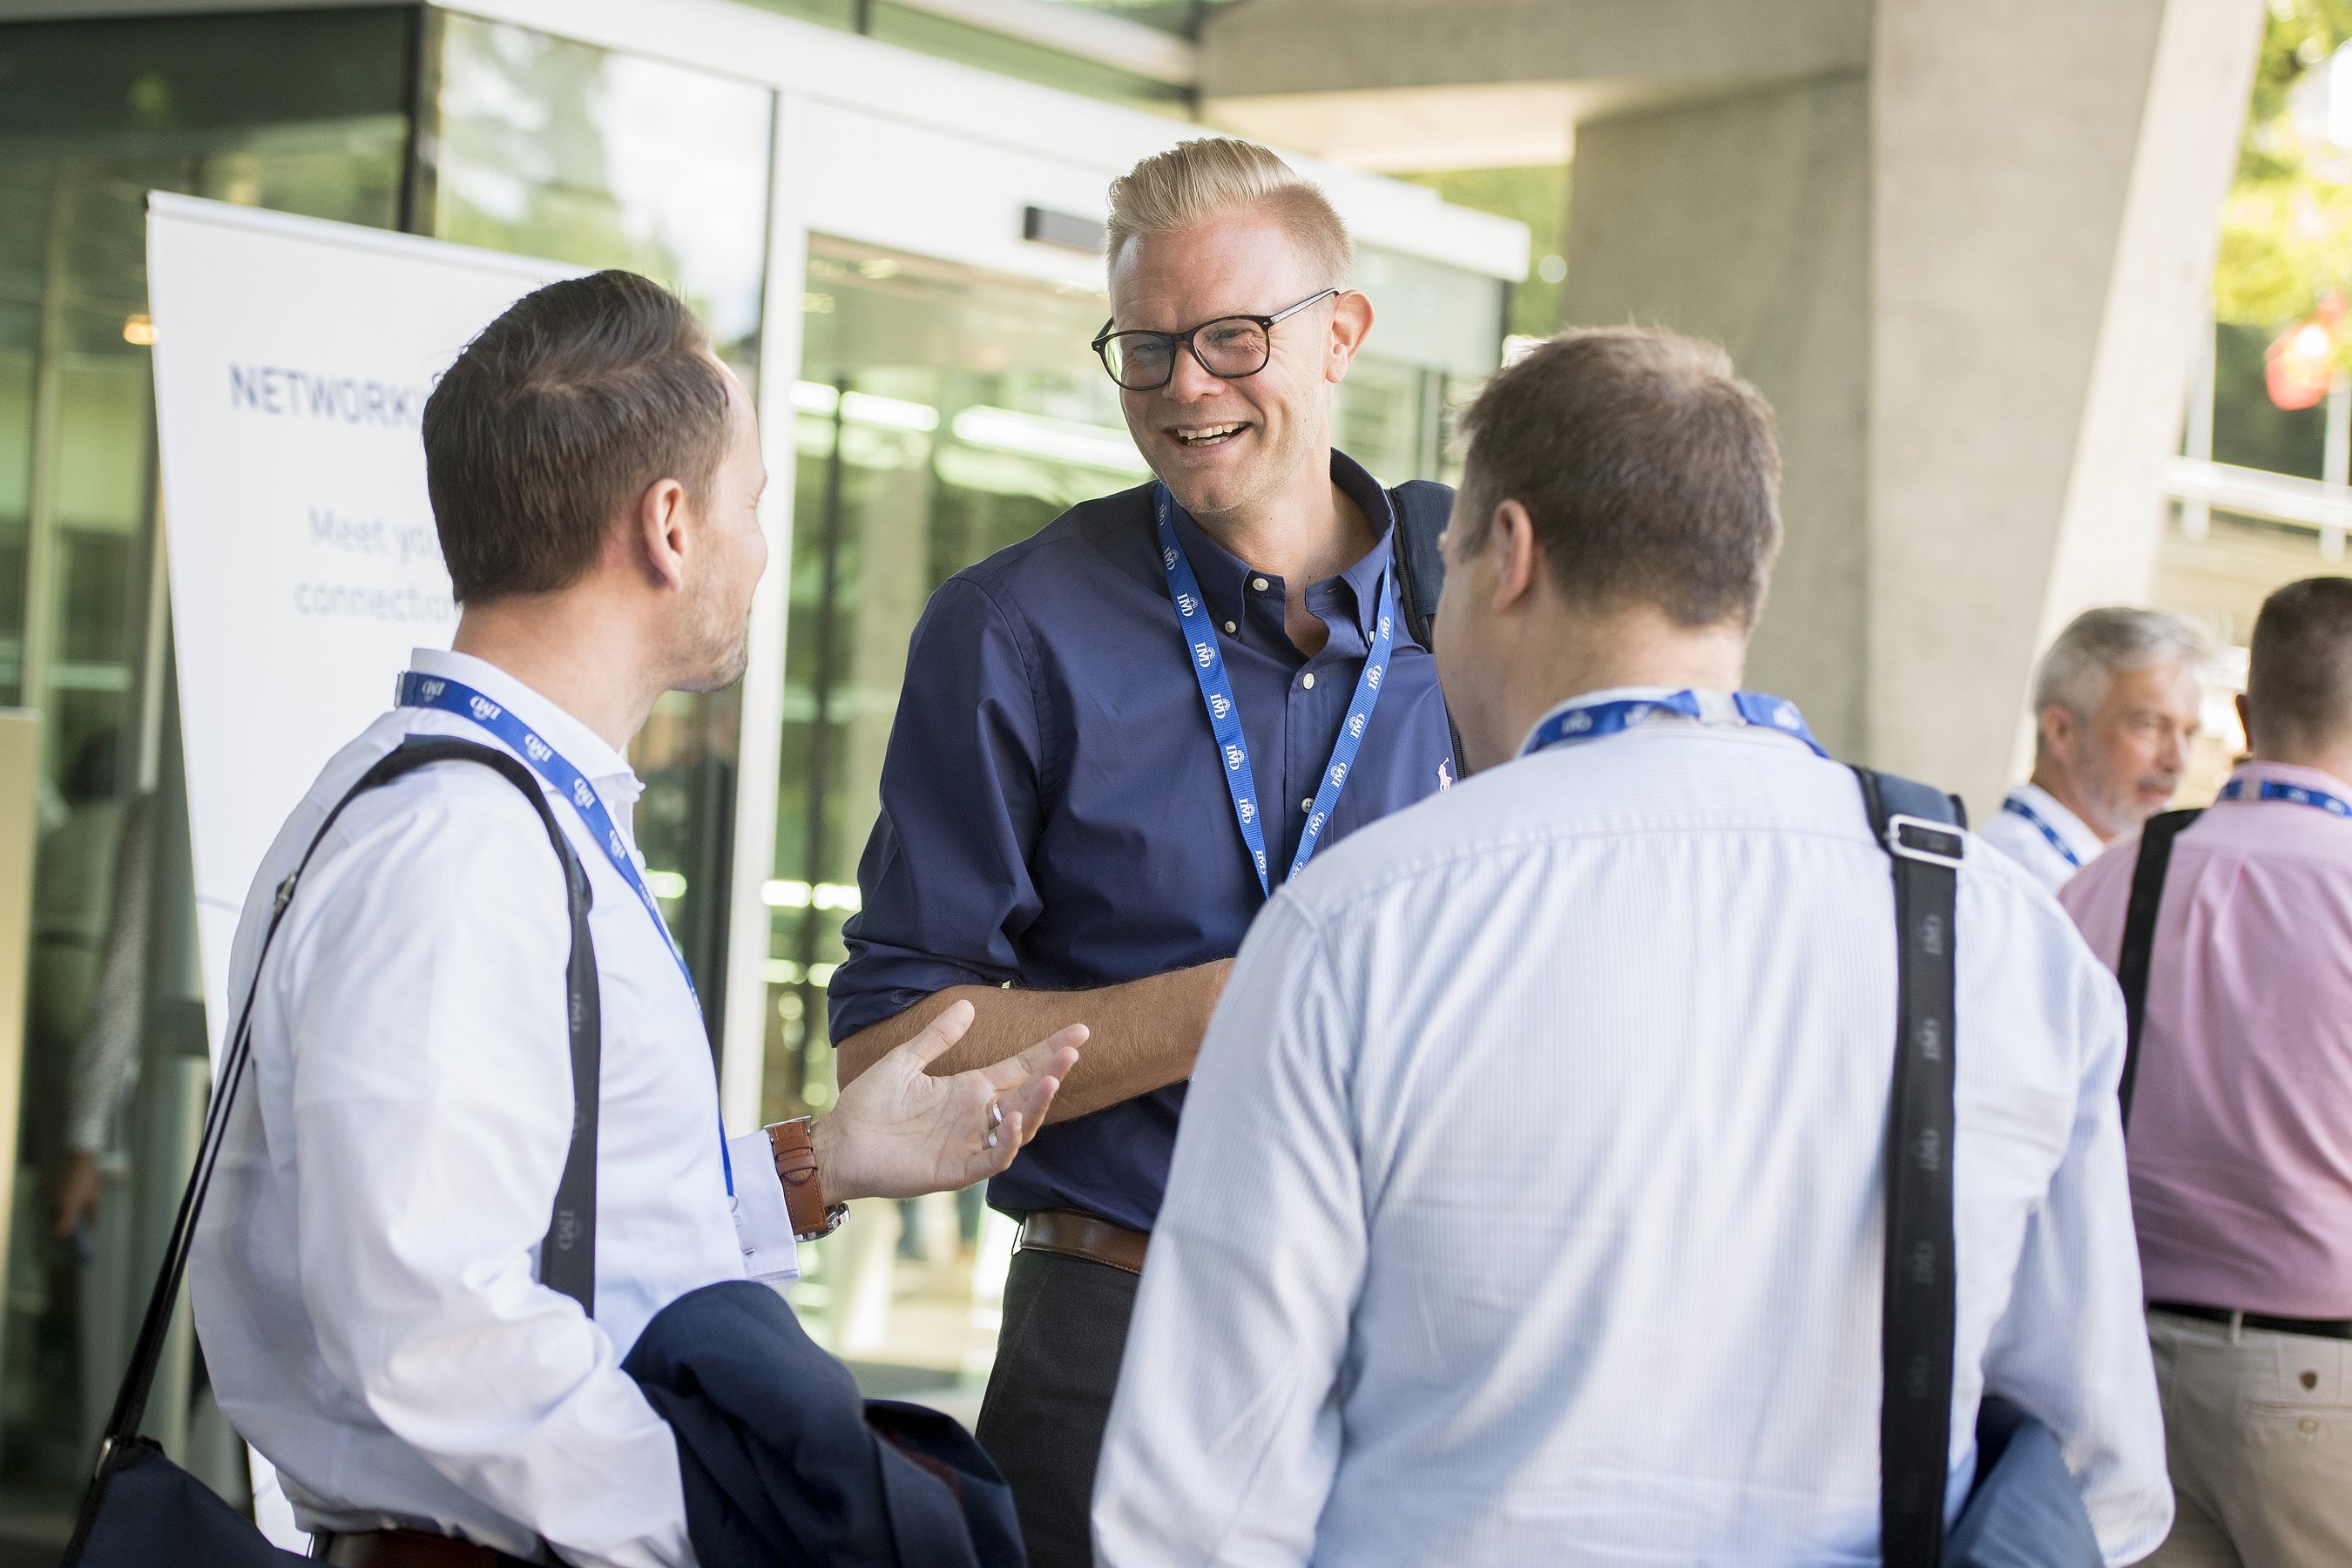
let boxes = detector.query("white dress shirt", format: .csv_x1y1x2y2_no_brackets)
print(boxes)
1094,690,2170,1568
191,650,747,1566
1979,781,2104,892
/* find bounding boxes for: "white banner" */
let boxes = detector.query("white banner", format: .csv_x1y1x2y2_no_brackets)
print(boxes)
146,193,579,1051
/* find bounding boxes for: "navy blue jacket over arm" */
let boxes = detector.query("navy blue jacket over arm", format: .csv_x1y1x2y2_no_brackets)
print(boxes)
624,1281,1023,1567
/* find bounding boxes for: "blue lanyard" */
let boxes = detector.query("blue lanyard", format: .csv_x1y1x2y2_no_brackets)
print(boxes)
2001,796,2084,868
398,671,733,1195
1153,483,1397,899
2218,776,2352,817
1522,690,1828,758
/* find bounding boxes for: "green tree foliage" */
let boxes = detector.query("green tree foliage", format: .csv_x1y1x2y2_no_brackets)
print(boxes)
2213,0,2352,331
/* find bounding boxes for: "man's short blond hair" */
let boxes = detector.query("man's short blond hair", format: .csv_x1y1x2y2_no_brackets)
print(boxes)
1105,138,1352,289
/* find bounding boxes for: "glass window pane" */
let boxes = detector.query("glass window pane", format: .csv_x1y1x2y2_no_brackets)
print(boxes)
434,17,774,365
773,240,1141,1405
0,8,413,1536
866,2,1191,117
432,16,777,1031
2211,320,2327,478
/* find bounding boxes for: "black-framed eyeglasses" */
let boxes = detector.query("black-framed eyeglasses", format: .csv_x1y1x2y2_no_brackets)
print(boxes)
1091,287,1342,391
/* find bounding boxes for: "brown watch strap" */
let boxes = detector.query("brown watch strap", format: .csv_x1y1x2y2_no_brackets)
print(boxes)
765,1117,832,1239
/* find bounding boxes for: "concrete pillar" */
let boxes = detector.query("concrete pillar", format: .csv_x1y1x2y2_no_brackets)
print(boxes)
1563,78,1871,755
1205,0,2263,812
1867,0,2262,803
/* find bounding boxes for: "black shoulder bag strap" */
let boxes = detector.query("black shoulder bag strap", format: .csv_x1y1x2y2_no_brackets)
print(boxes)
1386,479,1465,775
1853,766,1967,1568
79,735,601,1500
2115,808,2200,1127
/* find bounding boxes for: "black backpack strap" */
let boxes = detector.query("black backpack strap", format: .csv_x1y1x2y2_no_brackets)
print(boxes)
1386,480,1450,652
2115,808,2201,1126
91,735,600,1475
1387,479,1465,776
1853,766,1965,1568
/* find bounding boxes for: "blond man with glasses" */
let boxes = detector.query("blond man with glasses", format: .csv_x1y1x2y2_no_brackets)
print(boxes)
826,139,1461,1567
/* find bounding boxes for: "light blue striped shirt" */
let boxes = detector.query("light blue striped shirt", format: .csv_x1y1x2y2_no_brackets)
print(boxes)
1094,691,2169,1567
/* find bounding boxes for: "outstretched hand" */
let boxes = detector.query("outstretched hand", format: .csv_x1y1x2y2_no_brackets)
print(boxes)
814,1001,1085,1204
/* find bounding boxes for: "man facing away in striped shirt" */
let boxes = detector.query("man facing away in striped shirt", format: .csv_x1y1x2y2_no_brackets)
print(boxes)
1092,326,2170,1566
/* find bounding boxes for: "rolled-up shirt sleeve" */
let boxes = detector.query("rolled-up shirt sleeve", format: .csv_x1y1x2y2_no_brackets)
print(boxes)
830,574,1045,1041
277,785,692,1568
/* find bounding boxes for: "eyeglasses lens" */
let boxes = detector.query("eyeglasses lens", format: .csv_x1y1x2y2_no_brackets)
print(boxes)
1193,320,1269,377
1105,335,1173,390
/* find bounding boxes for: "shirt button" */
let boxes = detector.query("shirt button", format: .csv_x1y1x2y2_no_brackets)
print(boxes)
1301,798,1315,813
2301,1416,2321,1435
1223,620,1237,634
1253,578,1270,591
1301,672,1315,689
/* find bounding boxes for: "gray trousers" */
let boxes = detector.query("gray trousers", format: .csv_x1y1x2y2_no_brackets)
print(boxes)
974,1247,1139,1568
2146,1308,2352,1567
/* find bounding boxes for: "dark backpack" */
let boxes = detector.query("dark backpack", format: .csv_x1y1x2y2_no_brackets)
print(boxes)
1388,479,1463,772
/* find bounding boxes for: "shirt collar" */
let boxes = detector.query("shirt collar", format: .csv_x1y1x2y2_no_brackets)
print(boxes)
2222,758,2352,805
1163,448,1397,642
2005,781,2103,859
1517,686,1805,758
408,647,641,801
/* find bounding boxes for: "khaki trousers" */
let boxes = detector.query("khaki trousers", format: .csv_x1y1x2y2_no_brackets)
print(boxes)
2146,1308,2352,1567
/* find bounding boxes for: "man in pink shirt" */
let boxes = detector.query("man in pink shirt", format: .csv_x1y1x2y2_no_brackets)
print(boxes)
2062,575,2352,1568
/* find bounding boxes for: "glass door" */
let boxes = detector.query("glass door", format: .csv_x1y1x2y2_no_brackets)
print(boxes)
763,240,1137,1409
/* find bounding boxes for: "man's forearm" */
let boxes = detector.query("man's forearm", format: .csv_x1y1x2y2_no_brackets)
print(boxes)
835,962,1229,1123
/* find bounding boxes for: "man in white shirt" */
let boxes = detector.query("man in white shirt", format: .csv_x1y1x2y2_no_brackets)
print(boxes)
1092,327,2170,1566
1979,607,2207,890
191,270,1081,1568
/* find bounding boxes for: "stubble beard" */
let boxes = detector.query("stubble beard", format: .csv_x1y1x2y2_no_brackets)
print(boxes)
672,597,754,694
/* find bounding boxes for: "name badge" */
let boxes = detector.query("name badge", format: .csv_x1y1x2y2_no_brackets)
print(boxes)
726,1129,801,1283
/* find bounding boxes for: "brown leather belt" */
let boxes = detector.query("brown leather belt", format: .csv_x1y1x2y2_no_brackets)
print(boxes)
315,1529,535,1566
1014,1208,1149,1275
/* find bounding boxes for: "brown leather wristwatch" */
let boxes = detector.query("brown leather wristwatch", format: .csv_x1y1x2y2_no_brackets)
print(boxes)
765,1117,849,1241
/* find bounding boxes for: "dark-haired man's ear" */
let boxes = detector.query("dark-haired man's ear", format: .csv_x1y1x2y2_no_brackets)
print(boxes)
1487,497,1541,614
2235,692,2255,757
633,476,693,592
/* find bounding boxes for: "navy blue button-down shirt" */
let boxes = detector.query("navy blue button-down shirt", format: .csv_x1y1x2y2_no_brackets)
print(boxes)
830,451,1455,1231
